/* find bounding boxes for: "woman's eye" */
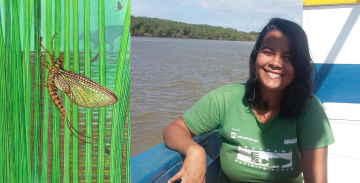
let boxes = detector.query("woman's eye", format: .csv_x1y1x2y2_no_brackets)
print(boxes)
263,51,272,55
283,56,291,61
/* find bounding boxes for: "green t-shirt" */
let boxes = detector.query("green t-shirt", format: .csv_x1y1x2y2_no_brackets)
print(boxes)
183,84,335,183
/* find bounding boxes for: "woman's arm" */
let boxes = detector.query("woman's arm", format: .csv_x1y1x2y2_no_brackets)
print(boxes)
163,117,207,183
301,146,328,183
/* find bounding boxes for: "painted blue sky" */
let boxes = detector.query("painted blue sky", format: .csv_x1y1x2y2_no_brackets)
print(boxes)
132,0,303,32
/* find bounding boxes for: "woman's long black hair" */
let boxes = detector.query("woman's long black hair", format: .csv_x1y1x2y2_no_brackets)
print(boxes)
246,18,316,119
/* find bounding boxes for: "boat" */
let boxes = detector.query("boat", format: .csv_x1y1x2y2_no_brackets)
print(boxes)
132,0,360,182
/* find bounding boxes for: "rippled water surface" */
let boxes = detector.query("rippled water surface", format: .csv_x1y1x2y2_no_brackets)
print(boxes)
131,37,255,157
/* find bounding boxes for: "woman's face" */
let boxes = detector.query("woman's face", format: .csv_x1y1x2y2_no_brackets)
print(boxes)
256,30,295,93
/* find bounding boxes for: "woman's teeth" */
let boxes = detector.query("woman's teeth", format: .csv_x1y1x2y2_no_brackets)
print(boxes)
266,70,281,78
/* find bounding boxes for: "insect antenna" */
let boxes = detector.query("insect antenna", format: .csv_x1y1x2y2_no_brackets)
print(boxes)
51,33,56,61
40,37,55,65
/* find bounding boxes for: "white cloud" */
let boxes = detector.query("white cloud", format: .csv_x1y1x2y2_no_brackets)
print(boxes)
177,0,301,13
249,22,258,27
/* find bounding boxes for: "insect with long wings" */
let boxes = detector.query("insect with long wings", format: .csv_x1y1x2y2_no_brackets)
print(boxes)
108,1,123,14
40,33,118,141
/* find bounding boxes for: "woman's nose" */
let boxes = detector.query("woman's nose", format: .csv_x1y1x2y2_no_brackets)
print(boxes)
268,55,283,69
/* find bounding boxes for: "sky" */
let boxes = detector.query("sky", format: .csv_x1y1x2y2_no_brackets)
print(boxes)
131,0,303,32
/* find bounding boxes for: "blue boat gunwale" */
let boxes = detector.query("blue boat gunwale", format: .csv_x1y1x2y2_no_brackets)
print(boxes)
131,130,221,182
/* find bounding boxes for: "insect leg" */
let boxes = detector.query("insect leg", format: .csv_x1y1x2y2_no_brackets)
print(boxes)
40,55,51,69
34,81,52,87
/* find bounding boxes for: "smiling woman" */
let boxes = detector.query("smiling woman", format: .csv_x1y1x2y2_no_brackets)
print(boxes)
163,18,335,183
256,30,295,92
247,18,315,119
251,29,296,123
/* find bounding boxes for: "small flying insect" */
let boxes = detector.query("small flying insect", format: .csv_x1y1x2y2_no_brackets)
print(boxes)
39,33,118,142
108,1,123,14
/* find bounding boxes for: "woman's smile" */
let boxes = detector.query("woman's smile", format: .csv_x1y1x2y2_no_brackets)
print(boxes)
263,68,283,78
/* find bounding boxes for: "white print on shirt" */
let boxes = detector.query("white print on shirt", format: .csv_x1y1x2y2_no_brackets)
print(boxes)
229,132,259,142
231,128,240,131
231,132,236,139
235,146,293,170
236,136,259,142
284,138,297,145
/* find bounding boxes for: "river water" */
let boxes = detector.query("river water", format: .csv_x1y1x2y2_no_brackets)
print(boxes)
131,37,255,157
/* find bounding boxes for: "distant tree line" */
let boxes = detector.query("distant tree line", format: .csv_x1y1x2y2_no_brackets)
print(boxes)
131,16,259,41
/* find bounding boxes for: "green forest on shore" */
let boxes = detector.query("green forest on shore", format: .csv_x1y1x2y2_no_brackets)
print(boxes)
131,16,259,41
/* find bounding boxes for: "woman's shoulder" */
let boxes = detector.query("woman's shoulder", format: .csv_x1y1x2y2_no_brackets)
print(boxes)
297,94,335,150
299,94,327,120
212,83,247,95
304,94,323,110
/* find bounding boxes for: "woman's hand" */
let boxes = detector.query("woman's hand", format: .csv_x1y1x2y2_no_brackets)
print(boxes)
163,117,207,183
167,146,207,183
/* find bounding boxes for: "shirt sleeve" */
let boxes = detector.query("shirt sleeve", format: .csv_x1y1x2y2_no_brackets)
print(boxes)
297,96,335,149
183,90,221,136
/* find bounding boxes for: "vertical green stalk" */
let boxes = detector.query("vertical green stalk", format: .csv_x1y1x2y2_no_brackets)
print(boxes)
123,77,131,183
121,4,131,182
17,1,28,182
63,0,71,182
72,0,80,182
23,0,32,181
84,0,93,182
11,17,20,183
119,59,130,183
11,0,21,181
110,94,120,182
117,56,131,183
0,8,5,183
41,0,52,182
122,2,131,182
5,0,14,182
30,0,34,27
52,1,61,183
33,0,42,182
97,0,106,182
124,48,131,183
126,96,131,183
17,32,26,183
110,1,131,182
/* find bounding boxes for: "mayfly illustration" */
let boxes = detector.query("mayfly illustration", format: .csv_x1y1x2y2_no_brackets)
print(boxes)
39,33,118,141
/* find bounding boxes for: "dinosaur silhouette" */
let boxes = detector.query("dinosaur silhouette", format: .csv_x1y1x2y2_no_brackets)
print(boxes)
262,157,291,168
79,25,124,51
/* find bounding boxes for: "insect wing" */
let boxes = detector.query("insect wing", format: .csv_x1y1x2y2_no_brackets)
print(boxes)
55,69,118,107
53,73,71,93
118,1,122,9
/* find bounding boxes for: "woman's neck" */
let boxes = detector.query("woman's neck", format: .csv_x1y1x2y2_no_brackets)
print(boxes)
260,88,284,110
